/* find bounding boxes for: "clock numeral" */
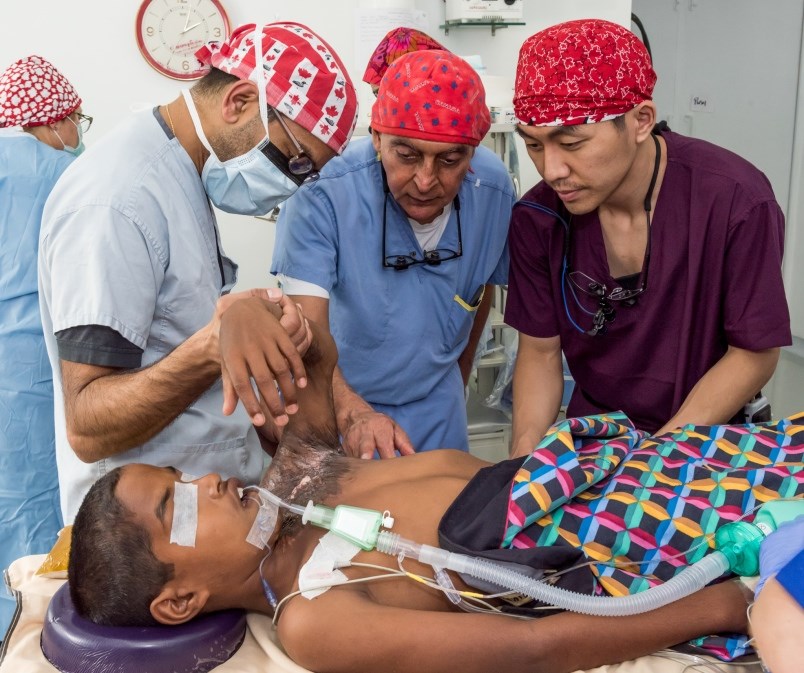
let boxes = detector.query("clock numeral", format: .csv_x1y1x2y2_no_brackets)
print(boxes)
213,27,221,38
182,60,191,72
146,26,154,37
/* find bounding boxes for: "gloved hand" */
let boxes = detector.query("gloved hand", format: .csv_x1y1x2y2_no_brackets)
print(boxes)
754,515,804,596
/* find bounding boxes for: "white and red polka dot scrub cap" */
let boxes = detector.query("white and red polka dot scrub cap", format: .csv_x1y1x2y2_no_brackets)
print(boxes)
0,55,81,128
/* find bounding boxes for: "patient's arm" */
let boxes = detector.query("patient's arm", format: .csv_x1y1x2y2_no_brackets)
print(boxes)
278,580,748,673
219,293,313,428
280,317,340,440
259,319,349,505
292,294,415,460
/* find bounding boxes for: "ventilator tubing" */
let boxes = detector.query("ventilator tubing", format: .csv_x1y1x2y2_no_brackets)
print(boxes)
375,531,731,617
375,499,804,617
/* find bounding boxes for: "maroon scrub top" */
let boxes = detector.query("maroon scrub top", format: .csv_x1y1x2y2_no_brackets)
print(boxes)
506,130,791,433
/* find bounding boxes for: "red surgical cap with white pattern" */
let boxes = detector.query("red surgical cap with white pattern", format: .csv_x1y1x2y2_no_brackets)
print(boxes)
514,19,656,127
196,22,358,154
371,50,490,146
0,55,81,128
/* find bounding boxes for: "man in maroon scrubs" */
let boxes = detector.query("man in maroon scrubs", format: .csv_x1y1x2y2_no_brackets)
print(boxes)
505,19,791,456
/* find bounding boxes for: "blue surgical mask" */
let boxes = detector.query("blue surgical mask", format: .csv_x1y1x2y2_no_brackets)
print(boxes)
53,117,85,157
181,89,299,216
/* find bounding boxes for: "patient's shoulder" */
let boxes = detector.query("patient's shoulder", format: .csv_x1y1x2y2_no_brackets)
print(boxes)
277,587,376,671
401,448,489,477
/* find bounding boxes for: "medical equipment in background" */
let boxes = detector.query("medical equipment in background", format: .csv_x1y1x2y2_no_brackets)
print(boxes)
282,490,803,617
741,393,772,424
445,0,524,23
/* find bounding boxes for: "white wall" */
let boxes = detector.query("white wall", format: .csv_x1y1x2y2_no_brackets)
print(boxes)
1,0,630,290
786,20,804,342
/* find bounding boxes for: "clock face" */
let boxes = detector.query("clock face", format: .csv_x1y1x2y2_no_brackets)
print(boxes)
136,0,230,80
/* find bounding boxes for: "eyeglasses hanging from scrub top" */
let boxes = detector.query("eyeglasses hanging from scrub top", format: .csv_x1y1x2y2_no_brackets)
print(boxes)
516,132,661,336
380,167,463,271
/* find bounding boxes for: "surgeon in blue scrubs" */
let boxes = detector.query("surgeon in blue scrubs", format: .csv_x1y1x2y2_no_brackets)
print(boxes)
0,55,87,637
268,50,514,458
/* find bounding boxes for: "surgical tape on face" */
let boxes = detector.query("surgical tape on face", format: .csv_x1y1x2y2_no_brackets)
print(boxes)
170,481,198,547
246,498,279,549
179,472,199,483
298,532,361,599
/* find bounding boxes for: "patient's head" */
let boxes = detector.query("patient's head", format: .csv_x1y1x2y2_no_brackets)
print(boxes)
69,466,174,625
70,464,268,626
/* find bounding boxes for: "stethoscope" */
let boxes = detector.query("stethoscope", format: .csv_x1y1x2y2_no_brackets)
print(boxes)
513,200,591,335
515,132,662,336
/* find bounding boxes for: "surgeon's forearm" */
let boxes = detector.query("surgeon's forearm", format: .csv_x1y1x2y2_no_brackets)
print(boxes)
62,326,221,462
458,287,494,386
332,366,374,433
655,345,779,436
510,335,564,458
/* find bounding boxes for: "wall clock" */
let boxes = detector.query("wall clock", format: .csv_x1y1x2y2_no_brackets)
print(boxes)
136,0,231,80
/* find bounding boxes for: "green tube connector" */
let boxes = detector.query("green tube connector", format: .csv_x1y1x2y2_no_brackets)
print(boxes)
713,521,765,576
714,499,804,576
302,501,394,550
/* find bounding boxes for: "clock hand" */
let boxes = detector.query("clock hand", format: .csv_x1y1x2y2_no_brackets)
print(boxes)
182,21,203,34
181,0,197,32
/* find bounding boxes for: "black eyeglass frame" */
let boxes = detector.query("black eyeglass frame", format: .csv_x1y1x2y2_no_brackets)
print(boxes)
74,112,93,133
270,109,319,184
380,169,463,271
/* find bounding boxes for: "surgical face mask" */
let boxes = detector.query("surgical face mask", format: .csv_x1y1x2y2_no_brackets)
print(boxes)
181,89,299,216
52,117,85,157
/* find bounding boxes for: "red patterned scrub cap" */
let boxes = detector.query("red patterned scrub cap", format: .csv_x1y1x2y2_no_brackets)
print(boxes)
196,22,359,154
363,27,446,87
371,50,490,146
514,19,656,127
0,55,81,128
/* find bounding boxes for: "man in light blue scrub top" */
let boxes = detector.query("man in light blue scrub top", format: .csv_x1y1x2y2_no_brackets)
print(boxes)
270,50,514,458
37,23,359,527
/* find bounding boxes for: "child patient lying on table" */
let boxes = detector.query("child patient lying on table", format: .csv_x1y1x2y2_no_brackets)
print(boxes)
68,317,802,673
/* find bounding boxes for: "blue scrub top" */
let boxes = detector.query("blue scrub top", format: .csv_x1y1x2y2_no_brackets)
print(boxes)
0,131,73,635
273,138,514,451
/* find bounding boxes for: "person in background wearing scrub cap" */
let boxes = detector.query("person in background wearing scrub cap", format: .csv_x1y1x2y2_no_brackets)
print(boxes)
224,50,514,459
0,54,90,636
37,23,359,526
362,26,445,94
505,19,791,457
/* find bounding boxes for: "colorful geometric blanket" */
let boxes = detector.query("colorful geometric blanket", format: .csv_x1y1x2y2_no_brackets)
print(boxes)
439,412,804,660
